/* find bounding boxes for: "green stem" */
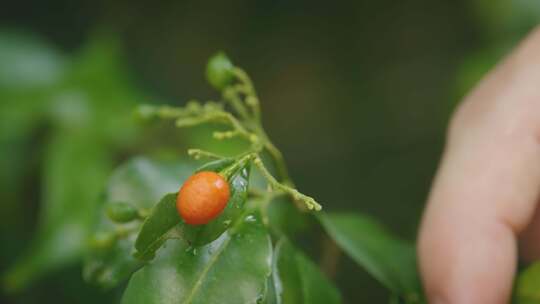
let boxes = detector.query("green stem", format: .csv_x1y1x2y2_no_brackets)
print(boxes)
220,153,256,180
253,156,321,211
115,225,140,239
176,110,256,143
254,126,293,186
187,149,224,160
223,87,250,121
230,68,290,184
137,208,151,220
233,68,261,121
219,112,256,142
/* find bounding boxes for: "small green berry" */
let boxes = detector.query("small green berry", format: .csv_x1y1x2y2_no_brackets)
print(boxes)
134,104,156,120
89,231,116,250
106,202,138,223
206,52,234,90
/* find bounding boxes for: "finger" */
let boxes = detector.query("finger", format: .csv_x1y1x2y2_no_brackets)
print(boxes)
418,26,540,304
519,202,540,262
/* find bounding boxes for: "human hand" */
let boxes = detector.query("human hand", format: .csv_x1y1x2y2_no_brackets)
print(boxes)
418,26,540,303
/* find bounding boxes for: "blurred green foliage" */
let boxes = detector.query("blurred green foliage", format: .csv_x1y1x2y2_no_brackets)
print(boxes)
1,0,539,303
0,31,145,303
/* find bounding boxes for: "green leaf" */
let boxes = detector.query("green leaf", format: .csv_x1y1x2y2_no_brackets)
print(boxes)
263,275,278,304
106,157,194,209
83,157,195,289
318,213,422,301
268,238,341,304
516,262,540,304
134,193,182,261
56,34,143,147
184,165,251,247
121,212,272,304
266,195,311,239
4,131,111,292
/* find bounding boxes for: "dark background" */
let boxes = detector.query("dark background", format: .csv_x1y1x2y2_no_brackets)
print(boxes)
0,0,538,303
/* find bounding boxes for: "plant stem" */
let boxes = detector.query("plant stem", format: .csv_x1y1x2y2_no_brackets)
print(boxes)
187,149,224,160
233,68,261,120
143,60,324,212
220,153,256,180
223,87,251,121
253,156,321,211
137,208,151,219
258,129,293,186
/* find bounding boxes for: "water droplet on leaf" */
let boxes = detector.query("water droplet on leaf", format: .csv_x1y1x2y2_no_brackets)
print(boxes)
244,215,256,222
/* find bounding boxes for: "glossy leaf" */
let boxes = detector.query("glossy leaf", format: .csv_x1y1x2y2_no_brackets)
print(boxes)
134,193,183,261
184,166,250,247
516,262,540,304
83,157,195,288
318,213,422,301
268,238,341,304
121,212,272,304
266,195,311,239
106,157,194,210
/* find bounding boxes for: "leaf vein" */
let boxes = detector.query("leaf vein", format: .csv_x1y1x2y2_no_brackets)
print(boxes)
182,234,233,304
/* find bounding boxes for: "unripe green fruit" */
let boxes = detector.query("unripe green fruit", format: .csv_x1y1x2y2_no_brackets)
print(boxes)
106,202,138,223
89,231,116,251
206,52,234,90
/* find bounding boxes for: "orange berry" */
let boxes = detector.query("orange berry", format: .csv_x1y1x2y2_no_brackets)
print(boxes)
177,171,230,225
